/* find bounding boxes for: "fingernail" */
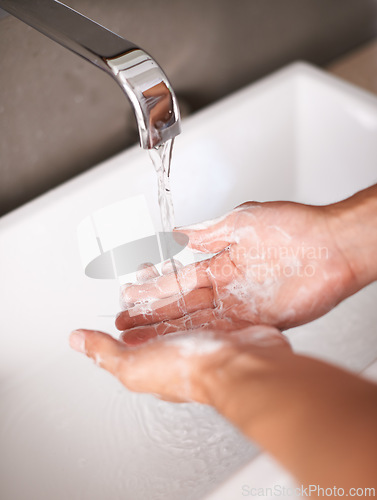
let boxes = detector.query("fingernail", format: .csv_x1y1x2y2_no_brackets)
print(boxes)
115,313,124,330
69,330,86,353
119,284,135,309
136,262,159,283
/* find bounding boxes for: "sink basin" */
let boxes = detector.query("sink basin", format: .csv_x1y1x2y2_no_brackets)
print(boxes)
1,62,377,500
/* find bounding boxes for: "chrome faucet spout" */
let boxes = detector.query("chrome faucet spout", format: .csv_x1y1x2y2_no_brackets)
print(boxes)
0,0,181,149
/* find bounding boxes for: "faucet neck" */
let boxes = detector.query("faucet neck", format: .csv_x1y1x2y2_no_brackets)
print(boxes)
0,0,180,148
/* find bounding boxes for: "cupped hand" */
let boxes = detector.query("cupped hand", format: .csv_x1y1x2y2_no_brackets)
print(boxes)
116,201,356,344
69,325,288,403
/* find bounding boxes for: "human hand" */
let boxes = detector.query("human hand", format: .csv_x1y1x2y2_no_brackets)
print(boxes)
69,325,289,403
116,200,357,344
69,323,377,490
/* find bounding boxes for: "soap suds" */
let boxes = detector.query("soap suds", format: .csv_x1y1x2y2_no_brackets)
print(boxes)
164,331,225,357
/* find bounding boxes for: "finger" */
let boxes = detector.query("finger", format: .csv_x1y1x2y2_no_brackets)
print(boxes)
119,282,135,309
120,310,254,346
68,328,172,397
161,259,183,275
120,309,218,345
116,287,214,330
174,210,237,253
136,262,160,283
69,329,128,377
120,325,160,345
121,260,212,304
69,328,207,402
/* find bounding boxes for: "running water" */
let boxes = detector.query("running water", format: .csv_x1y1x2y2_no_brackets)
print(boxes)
148,139,191,323
148,138,176,233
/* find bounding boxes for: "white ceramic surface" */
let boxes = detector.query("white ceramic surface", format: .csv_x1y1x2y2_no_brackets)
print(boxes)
1,62,377,500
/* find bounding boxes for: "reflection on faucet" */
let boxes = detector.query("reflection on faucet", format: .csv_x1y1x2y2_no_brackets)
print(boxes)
0,0,181,149
144,82,175,141
107,49,180,148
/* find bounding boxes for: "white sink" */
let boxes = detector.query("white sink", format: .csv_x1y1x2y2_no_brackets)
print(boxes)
1,62,377,500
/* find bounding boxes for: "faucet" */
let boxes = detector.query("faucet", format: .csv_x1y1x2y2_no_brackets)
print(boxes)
0,0,181,149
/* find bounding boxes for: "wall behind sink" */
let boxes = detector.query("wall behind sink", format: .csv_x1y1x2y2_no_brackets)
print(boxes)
1,0,377,216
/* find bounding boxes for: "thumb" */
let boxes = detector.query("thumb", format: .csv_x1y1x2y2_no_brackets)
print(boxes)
175,210,236,253
69,329,129,380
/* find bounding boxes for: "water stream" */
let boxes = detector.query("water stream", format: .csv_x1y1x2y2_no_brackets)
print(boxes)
148,138,176,234
148,139,190,319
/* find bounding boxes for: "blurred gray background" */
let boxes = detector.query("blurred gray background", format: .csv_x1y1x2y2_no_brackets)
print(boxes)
1,0,377,216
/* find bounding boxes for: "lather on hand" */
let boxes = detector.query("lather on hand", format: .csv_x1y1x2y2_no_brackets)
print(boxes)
116,186,377,345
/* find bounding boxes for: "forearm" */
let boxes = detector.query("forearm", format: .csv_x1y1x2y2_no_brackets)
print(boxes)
326,183,377,292
202,347,377,489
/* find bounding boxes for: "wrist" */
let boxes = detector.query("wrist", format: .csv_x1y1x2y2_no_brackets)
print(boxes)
199,344,295,436
324,184,377,292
